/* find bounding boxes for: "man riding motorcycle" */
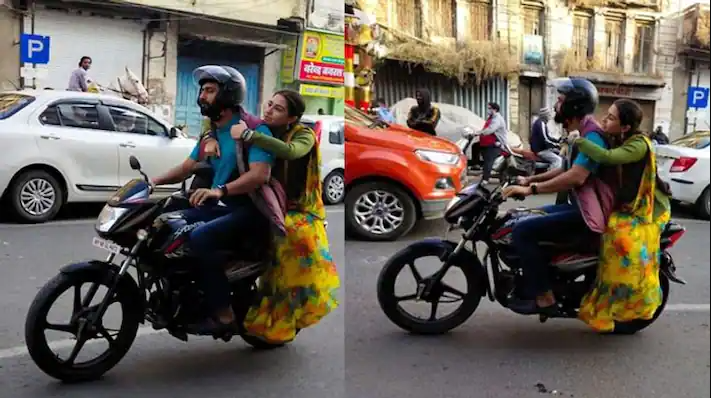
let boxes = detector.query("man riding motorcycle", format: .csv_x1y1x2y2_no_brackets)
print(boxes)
150,65,275,335
502,78,614,315
530,107,563,170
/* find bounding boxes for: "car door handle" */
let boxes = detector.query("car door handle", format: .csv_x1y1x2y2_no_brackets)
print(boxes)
119,142,136,148
39,134,60,140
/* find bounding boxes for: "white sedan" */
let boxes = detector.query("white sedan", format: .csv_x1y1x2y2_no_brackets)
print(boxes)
301,115,345,205
656,130,710,219
0,90,196,223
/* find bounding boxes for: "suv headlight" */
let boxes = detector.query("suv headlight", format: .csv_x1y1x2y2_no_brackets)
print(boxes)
415,149,459,165
96,205,129,233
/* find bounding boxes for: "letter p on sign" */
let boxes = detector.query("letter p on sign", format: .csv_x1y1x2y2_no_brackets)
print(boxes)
20,34,51,65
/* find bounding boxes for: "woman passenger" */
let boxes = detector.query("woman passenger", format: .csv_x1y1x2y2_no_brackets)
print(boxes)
576,98,672,333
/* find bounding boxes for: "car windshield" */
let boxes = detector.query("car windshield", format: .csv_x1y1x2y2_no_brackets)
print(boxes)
0,93,36,120
671,130,710,150
345,106,384,129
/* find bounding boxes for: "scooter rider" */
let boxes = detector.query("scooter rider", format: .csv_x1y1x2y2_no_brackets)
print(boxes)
150,65,275,335
530,107,563,170
502,78,612,315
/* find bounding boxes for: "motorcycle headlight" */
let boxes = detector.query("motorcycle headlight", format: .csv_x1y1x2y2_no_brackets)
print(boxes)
96,205,129,233
415,149,460,165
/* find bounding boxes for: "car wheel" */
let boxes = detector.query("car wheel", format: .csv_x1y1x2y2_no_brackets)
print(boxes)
322,170,345,205
345,181,417,241
696,186,710,220
9,170,64,224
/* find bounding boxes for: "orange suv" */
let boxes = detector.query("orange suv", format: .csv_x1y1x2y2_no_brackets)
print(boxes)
344,105,467,240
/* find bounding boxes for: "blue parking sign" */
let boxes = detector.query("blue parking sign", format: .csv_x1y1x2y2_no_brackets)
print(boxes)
20,34,51,65
687,86,710,109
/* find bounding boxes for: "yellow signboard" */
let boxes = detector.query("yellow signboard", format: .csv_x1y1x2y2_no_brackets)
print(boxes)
299,83,344,98
280,37,298,84
298,30,345,84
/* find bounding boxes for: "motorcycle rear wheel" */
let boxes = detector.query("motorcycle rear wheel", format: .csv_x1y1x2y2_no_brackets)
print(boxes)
610,273,670,335
24,271,141,383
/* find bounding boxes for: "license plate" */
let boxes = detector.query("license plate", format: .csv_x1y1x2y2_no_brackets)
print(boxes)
92,237,121,254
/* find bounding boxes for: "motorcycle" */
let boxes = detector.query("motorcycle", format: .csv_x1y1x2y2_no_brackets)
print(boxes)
376,153,687,336
24,155,283,383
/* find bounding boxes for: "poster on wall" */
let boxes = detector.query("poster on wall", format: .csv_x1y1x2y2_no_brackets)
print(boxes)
307,0,344,34
281,37,299,84
298,30,345,85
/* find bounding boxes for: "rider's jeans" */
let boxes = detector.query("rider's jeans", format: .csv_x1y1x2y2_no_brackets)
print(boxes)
512,203,586,298
180,201,263,315
536,149,563,169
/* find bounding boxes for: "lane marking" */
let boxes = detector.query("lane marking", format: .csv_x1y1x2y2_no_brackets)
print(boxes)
0,303,707,360
0,326,163,360
666,303,711,312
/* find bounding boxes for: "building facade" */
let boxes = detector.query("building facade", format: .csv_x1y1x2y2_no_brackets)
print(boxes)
7,0,305,136
349,0,513,123
657,1,709,139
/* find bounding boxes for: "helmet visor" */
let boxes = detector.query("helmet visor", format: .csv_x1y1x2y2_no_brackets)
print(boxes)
192,65,232,87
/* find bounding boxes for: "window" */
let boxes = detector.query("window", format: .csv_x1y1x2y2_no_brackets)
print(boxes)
429,0,455,38
0,93,36,120
633,22,654,74
106,106,168,136
573,14,594,61
523,6,544,36
522,5,545,64
329,121,345,145
39,103,100,129
395,0,422,37
603,17,624,70
470,0,491,41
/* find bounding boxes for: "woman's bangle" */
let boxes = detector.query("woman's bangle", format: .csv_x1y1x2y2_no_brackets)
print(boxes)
241,128,255,142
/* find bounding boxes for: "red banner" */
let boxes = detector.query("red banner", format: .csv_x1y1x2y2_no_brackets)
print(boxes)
299,61,344,84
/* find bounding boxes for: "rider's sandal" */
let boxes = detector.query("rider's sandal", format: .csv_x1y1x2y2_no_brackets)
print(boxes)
508,299,559,316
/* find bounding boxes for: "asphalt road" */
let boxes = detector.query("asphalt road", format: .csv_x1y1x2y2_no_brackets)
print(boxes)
346,194,710,398
1,196,709,398
0,206,345,398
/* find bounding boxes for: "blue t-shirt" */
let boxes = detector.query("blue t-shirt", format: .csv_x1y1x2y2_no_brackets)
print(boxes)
572,131,607,174
189,116,274,203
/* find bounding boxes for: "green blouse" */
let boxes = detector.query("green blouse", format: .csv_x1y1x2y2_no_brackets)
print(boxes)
248,127,316,202
575,135,670,220
248,129,315,160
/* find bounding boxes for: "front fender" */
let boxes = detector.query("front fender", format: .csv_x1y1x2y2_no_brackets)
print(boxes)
60,260,145,315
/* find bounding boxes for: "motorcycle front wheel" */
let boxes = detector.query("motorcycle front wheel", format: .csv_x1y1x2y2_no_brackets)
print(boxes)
24,270,142,382
377,241,485,335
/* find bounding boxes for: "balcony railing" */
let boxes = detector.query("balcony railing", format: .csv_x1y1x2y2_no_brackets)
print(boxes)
680,3,710,50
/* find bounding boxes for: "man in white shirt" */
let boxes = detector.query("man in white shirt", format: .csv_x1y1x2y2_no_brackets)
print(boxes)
67,56,91,92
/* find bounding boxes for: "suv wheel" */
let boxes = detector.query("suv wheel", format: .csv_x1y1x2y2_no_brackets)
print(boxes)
323,170,345,205
9,170,64,224
345,182,417,241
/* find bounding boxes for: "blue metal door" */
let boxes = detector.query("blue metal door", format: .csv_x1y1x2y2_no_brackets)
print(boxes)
175,56,260,137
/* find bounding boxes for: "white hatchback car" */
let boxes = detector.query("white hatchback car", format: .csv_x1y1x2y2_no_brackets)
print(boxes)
301,115,345,205
0,90,196,223
657,130,710,219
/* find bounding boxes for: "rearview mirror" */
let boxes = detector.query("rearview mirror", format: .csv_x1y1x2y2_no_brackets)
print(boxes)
169,127,179,138
129,155,141,171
